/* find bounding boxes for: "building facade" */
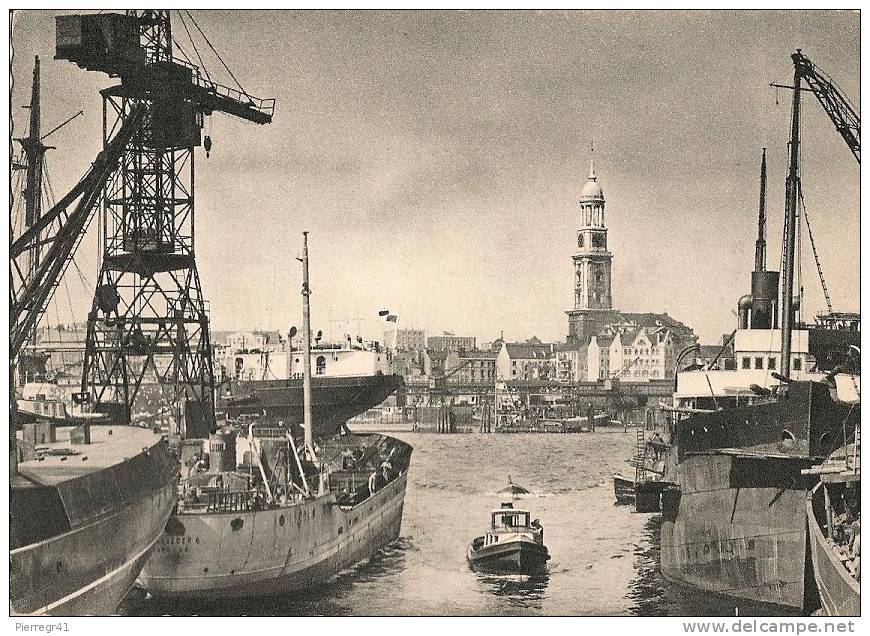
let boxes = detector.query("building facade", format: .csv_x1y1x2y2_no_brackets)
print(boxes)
496,341,557,381
387,328,427,352
427,332,476,353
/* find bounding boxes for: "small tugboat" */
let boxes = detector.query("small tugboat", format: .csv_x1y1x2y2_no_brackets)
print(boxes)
497,475,530,496
467,500,550,574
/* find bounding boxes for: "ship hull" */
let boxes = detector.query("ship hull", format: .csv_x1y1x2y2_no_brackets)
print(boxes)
220,374,403,437
11,428,178,616
139,471,408,599
660,380,857,610
467,538,550,574
660,454,813,609
807,486,860,616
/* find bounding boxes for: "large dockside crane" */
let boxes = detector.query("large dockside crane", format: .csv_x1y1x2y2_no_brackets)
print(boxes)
773,50,859,379
52,10,274,431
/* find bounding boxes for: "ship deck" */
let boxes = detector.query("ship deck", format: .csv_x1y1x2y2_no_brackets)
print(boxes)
14,426,166,489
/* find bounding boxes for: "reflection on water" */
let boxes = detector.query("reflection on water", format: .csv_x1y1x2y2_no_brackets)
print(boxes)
473,570,550,612
124,433,807,616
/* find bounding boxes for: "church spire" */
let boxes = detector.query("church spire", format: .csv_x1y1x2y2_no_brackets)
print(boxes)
588,140,596,180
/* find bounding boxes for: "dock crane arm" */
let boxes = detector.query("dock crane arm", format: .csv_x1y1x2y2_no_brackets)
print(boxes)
792,51,860,163
10,106,145,361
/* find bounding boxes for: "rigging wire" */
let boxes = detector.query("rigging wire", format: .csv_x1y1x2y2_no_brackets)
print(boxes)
185,9,250,98
176,10,212,83
798,184,834,314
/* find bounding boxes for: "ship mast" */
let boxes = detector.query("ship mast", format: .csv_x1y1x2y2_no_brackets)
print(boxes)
19,57,47,347
300,231,316,458
754,148,767,272
780,52,803,380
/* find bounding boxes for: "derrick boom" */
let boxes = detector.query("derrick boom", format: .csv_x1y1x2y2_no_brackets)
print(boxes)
792,50,860,163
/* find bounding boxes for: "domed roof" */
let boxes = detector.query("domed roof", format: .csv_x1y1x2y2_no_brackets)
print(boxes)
580,159,604,200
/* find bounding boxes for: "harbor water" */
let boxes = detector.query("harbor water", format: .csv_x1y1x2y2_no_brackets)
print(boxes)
123,431,799,616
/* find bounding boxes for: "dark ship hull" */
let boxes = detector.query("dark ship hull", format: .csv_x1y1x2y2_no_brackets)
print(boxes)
219,374,404,436
660,381,858,610
11,425,179,615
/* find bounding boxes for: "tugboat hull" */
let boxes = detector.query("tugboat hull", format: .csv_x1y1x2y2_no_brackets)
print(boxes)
467,538,550,575
613,473,635,505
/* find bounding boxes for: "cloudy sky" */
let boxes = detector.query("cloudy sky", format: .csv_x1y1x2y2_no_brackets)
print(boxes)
10,10,859,345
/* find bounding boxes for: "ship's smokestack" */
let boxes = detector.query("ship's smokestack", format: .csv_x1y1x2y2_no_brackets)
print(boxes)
741,149,779,330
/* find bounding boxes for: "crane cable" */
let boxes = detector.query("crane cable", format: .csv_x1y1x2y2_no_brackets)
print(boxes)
798,183,834,314
184,10,251,99
175,10,212,84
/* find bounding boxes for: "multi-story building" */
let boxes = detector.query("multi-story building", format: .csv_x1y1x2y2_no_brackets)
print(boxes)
427,332,476,353
496,341,556,381
444,349,498,386
386,328,427,352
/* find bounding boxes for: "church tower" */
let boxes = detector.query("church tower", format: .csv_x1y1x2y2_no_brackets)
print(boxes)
566,157,614,344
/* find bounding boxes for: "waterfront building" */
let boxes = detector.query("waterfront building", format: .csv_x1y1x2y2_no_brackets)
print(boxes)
496,341,557,381
445,349,498,385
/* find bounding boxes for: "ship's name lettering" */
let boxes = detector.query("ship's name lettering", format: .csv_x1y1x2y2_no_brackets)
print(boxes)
160,535,195,545
684,537,755,561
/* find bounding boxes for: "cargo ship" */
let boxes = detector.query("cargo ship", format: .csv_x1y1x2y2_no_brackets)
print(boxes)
11,402,178,615
10,52,179,615
138,426,411,598
215,335,403,437
138,233,413,600
659,52,860,612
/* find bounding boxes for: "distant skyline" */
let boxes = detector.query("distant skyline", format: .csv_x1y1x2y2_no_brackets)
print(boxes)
10,10,860,345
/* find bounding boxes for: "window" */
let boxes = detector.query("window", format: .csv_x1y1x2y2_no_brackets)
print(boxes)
754,357,763,370
742,357,751,370
768,357,776,370
316,355,326,375
793,357,802,371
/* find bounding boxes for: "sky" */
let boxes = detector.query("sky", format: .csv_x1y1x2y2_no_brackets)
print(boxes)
9,9,860,346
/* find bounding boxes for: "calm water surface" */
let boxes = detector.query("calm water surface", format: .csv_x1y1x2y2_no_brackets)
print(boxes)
124,431,798,616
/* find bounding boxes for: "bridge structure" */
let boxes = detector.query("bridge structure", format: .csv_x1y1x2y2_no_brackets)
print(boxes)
400,376,674,407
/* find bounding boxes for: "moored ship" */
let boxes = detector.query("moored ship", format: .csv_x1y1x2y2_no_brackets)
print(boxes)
659,51,860,612
804,432,860,616
216,333,403,438
11,415,178,615
10,51,180,615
